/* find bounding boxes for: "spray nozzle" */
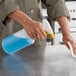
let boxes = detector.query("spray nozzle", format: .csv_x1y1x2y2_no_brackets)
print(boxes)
43,19,55,39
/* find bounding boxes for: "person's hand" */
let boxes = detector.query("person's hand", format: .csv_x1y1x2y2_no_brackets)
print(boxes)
23,20,46,39
7,10,46,39
62,35,76,55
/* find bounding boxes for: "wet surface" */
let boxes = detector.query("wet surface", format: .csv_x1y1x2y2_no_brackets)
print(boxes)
0,45,76,76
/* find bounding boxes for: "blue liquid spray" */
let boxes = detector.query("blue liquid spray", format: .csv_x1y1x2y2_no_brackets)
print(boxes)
2,29,35,54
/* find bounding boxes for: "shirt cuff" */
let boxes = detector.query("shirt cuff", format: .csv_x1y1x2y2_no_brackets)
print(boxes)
47,3,70,21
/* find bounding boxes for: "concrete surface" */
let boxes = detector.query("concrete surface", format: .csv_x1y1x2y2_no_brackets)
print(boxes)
0,45,76,76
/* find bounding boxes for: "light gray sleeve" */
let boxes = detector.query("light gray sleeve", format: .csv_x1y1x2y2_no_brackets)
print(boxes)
41,0,70,21
0,0,20,23
0,0,3,3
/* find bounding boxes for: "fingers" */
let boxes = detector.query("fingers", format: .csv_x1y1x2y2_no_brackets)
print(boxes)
34,22,46,39
38,23,46,37
69,41,76,55
34,27,45,39
27,30,37,39
27,29,44,39
24,21,46,39
62,38,70,49
66,43,70,49
63,37,76,56
27,32,34,39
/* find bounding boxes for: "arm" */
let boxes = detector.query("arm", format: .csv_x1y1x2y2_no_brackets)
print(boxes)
56,16,71,47
0,0,46,39
41,0,76,55
41,0,70,39
56,16,70,38
7,10,46,39
56,16,76,55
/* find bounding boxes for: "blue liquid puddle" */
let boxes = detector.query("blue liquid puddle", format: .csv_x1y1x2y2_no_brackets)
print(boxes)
2,35,34,54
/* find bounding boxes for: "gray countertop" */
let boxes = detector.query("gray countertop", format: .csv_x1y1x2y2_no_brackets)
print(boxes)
0,45,76,76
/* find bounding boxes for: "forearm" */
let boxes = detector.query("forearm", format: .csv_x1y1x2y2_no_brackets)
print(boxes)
7,9,46,39
56,16,71,37
7,9,33,27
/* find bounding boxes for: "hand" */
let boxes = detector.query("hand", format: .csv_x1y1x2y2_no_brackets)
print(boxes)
62,36,76,55
7,10,46,39
23,20,46,39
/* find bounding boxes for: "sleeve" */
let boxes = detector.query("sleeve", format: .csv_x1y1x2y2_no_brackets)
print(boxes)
41,0,70,20
0,0,20,24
